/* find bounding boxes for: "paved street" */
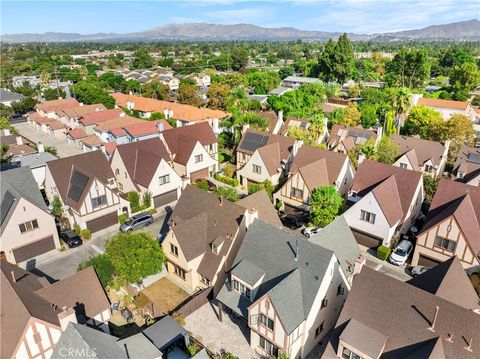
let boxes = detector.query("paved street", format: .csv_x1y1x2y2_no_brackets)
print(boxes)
13,122,82,158
33,213,169,281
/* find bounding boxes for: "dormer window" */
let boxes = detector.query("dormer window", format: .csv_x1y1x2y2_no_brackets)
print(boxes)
233,279,250,299
400,163,408,169
195,154,203,163
458,172,464,179
211,243,218,254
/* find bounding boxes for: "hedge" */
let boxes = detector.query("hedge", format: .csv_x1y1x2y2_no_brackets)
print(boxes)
214,173,239,187
377,245,391,261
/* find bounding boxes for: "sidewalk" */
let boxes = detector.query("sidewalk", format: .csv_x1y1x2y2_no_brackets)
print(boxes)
208,176,248,196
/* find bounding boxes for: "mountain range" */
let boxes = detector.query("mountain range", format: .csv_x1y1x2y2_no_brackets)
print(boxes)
1,19,479,43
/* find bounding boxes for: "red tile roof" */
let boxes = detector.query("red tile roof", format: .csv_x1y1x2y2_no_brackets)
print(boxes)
36,98,80,112
417,97,469,110
122,119,172,137
80,108,126,125
67,128,88,140
81,135,104,147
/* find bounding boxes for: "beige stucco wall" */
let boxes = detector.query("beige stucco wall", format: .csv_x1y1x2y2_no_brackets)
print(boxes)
237,150,282,187
0,197,60,264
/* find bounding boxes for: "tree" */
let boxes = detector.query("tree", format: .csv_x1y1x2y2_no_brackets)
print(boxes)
180,77,197,86
133,48,154,69
43,88,66,101
392,87,410,129
309,186,344,227
125,79,141,95
423,175,440,201
71,81,115,109
178,84,203,107
98,72,127,92
278,66,294,79
142,191,152,209
11,97,37,115
437,114,476,164
342,102,361,127
78,254,115,288
230,47,249,71
0,104,14,118
214,186,240,202
128,191,141,213
1,143,11,164
208,83,230,110
384,111,397,136
375,136,399,164
245,71,280,95
105,231,165,284
0,117,17,134
385,49,431,88
142,81,169,100
449,62,480,101
317,39,336,81
402,106,443,138
317,34,355,82
268,83,326,119
248,180,274,199
359,103,378,128
50,195,63,217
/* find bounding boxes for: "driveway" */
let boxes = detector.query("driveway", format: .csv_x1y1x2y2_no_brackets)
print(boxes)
184,302,257,359
13,122,82,158
32,212,169,281
359,245,412,282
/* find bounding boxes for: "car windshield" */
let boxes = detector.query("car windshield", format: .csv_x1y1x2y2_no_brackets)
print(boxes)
394,247,407,256
124,218,134,226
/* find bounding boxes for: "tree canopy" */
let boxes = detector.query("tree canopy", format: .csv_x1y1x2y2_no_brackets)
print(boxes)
309,186,344,227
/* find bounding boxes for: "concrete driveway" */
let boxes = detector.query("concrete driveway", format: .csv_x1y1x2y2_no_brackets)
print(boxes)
13,122,82,158
33,212,169,281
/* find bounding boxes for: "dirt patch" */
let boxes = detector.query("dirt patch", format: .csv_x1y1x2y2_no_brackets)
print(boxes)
139,277,189,316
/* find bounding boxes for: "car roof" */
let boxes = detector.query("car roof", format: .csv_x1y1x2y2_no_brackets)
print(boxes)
397,240,412,249
132,212,150,219
64,229,79,237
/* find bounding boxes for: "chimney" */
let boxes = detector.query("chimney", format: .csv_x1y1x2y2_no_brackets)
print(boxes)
428,306,440,332
157,121,164,133
353,255,366,276
278,110,283,123
37,142,45,153
4,129,11,136
245,208,258,228
242,124,250,134
57,307,77,331
358,153,366,165
95,107,101,112
16,136,23,145
119,112,126,118
163,109,169,118
168,110,174,118
11,271,16,283
446,334,453,342
294,238,299,262
465,337,473,352
292,140,304,157
213,118,219,133
79,102,84,107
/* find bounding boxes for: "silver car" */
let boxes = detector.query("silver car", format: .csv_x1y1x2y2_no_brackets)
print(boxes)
120,212,154,232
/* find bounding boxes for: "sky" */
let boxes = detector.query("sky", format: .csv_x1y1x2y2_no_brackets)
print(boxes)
1,0,479,35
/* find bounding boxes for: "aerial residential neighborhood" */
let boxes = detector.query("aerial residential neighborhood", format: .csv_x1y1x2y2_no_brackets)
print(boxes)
1,2,479,359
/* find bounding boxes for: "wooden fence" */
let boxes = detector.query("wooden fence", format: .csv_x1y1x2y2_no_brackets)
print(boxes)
176,287,212,317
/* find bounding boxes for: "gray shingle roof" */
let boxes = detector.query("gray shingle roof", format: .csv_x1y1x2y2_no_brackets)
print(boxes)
217,219,334,334
0,88,24,102
3,152,57,170
117,333,163,359
142,315,187,351
231,259,265,286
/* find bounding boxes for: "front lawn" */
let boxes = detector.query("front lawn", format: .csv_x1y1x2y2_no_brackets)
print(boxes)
138,277,189,316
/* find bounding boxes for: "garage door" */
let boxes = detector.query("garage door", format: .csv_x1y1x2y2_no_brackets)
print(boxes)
351,229,383,249
418,255,441,268
190,168,209,182
86,211,118,233
153,189,178,208
12,236,56,263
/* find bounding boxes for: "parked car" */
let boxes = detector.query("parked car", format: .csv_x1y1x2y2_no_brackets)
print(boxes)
279,214,304,230
302,226,322,238
61,230,83,248
120,212,154,232
389,240,413,266
411,265,430,277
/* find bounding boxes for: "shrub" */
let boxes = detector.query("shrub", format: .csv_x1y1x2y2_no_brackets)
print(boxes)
128,191,142,213
80,228,92,241
214,173,239,187
142,191,152,209
187,343,200,357
377,245,391,261
195,181,209,192
78,254,115,288
50,195,63,218
172,312,185,326
148,208,157,215
118,214,127,224
214,186,240,202
73,223,81,235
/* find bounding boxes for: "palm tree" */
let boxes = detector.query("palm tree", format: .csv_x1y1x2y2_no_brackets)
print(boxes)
79,66,88,81
40,72,51,86
393,87,411,132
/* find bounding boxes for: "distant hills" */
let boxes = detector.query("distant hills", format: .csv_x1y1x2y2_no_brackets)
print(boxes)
1,19,479,43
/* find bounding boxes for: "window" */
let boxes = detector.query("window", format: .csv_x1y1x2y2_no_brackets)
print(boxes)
233,279,250,299
118,183,123,191
259,336,279,357
91,195,107,208
321,297,328,309
260,314,274,330
200,275,210,286
194,154,203,163
434,236,456,252
211,244,217,254
458,172,464,179
19,219,39,233
360,210,376,224
337,284,345,296
170,243,178,257
173,264,186,280
315,322,324,338
253,164,262,174
291,187,304,199
115,168,120,175
425,165,435,172
159,174,170,185
400,163,408,169
124,172,127,179
342,348,351,359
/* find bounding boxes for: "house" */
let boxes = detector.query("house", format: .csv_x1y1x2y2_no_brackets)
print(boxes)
12,75,42,88
237,189,283,229
66,128,89,148
158,76,180,92
411,180,479,271
236,129,297,188
162,185,253,294
121,119,171,143
110,138,183,210
0,167,60,264
45,120,66,140
142,315,190,354
322,258,480,359
27,112,51,132
258,110,284,135
161,122,218,182
45,151,125,232
344,160,424,248
269,85,292,96
35,98,80,119
274,145,355,210
1,261,111,359
52,322,162,359
1,149,57,189
391,135,449,177
216,219,349,359
453,145,480,186
55,103,106,128
327,125,379,154
281,76,322,89
81,135,105,152
0,131,36,158
0,88,24,106
79,108,129,135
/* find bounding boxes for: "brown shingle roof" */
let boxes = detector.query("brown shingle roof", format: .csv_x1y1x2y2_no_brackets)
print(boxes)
417,97,469,110
420,180,480,256
162,122,216,165
47,151,114,211
238,128,295,157
392,135,446,167
372,175,404,226
453,145,480,183
322,266,480,359
327,125,377,152
170,185,246,280
352,160,422,226
36,98,80,112
114,137,171,188
258,111,280,133
237,190,282,228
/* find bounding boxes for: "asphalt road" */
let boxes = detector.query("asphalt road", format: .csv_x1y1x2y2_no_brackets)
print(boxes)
34,213,169,282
